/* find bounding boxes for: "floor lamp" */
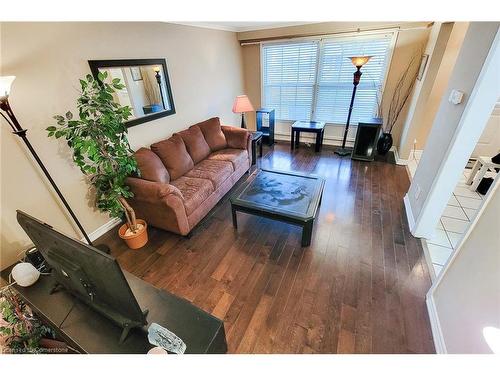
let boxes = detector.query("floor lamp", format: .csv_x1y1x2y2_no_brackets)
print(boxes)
334,56,373,157
0,76,97,247
153,66,166,110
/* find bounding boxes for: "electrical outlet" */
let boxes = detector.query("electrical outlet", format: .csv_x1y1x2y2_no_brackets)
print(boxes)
414,184,421,200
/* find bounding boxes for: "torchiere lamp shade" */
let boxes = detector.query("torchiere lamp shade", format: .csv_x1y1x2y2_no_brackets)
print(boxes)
232,95,254,113
348,56,373,68
0,76,16,101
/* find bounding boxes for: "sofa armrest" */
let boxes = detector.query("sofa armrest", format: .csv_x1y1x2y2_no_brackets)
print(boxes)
126,177,184,203
221,125,250,149
126,177,190,235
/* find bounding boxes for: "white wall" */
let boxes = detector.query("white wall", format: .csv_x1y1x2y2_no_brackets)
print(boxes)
406,22,500,238
0,22,244,268
427,182,500,353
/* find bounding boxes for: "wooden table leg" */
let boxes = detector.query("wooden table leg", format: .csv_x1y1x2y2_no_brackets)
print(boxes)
291,129,295,150
259,138,263,157
301,220,313,247
466,159,482,185
315,131,321,152
295,131,300,148
231,206,238,229
470,164,489,191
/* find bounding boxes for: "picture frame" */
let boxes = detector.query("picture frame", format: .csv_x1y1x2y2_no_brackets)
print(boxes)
130,66,143,81
417,54,429,81
89,59,176,128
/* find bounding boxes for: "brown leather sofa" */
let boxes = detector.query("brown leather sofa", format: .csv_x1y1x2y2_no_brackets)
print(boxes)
125,117,251,236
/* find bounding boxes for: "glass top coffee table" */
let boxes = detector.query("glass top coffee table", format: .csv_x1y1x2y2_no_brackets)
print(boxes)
230,169,325,247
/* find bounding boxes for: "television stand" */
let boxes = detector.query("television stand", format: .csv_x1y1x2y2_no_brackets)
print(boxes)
1,265,227,353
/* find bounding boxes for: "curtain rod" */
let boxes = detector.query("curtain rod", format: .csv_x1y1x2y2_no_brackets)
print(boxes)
240,22,434,46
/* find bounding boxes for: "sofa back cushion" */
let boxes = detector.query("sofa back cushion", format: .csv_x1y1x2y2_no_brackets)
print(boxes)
177,125,211,164
194,117,227,152
151,134,194,180
134,147,170,183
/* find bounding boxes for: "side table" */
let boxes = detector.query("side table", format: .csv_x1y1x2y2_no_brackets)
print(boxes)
290,121,326,152
250,131,263,165
466,156,500,191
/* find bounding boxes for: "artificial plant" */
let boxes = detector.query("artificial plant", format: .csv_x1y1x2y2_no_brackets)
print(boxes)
0,287,56,353
46,72,141,232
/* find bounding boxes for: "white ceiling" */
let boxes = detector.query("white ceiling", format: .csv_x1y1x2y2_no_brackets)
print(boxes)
173,22,318,32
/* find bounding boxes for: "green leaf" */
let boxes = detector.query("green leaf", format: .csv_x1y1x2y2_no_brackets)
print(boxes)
65,111,73,120
46,126,56,131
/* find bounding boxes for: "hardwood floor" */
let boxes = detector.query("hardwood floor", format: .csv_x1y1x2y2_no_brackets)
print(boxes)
96,143,435,353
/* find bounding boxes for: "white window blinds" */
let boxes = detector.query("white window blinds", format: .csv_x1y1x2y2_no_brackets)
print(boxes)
262,34,393,124
262,41,319,121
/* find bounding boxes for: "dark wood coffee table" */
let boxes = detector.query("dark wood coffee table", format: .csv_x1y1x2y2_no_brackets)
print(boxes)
230,169,325,247
291,121,326,152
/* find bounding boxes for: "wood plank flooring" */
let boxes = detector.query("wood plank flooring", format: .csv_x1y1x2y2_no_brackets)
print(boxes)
96,143,435,353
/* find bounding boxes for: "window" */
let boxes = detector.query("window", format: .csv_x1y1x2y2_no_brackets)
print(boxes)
261,33,393,124
262,41,318,122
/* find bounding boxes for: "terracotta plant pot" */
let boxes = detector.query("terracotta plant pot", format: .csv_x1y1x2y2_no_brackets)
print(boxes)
118,219,148,250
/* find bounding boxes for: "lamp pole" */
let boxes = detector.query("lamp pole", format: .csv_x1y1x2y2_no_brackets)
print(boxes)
335,56,372,157
0,76,98,247
154,68,166,110
0,99,94,245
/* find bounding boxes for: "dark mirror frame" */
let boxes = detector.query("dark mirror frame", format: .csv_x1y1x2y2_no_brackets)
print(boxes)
88,58,176,128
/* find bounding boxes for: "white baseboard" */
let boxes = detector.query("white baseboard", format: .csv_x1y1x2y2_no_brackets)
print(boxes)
420,238,437,282
391,146,409,166
426,294,447,353
274,132,355,147
84,217,122,242
403,193,416,234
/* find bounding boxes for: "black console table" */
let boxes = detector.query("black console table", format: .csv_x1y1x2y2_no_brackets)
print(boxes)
0,265,227,354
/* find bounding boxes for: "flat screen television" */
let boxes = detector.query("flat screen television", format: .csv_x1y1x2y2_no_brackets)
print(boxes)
16,210,148,343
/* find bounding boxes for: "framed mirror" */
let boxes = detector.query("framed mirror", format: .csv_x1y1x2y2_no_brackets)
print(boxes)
88,59,175,127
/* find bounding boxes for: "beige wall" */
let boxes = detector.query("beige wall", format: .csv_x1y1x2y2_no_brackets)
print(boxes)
239,22,431,147
398,22,468,158
0,22,244,268
430,182,500,353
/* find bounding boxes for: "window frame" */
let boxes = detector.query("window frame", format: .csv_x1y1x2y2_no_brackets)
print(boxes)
260,30,398,126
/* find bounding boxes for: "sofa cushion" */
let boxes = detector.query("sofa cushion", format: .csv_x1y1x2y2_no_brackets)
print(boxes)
185,159,233,189
194,117,227,152
177,126,211,164
208,148,249,171
134,147,170,183
221,125,250,149
170,176,214,216
151,134,194,181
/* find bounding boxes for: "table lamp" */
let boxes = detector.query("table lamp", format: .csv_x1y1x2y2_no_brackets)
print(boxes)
232,95,254,129
0,75,95,246
335,55,373,157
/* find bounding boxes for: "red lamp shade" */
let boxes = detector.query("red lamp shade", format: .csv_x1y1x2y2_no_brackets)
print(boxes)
232,95,254,113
